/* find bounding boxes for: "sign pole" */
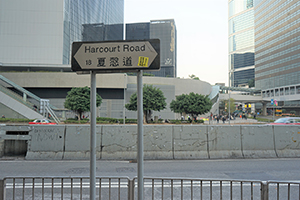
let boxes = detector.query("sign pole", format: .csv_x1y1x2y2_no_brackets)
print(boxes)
71,40,160,200
137,70,144,200
90,71,96,199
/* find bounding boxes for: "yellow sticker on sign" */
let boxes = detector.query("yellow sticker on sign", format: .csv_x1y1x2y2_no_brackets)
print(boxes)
138,56,149,67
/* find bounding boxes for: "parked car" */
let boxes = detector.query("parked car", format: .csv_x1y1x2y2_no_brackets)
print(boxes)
29,119,57,125
268,117,300,125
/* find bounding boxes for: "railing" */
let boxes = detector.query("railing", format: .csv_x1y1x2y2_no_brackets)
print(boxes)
1,177,299,200
0,85,35,110
0,75,60,123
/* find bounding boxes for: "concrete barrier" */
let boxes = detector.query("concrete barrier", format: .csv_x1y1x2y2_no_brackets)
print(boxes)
208,126,243,159
63,125,102,159
102,125,137,159
1,124,300,160
173,125,208,159
274,126,300,158
144,125,173,159
26,125,65,160
241,125,276,158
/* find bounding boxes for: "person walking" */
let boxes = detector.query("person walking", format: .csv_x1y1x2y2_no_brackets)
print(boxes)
222,115,226,123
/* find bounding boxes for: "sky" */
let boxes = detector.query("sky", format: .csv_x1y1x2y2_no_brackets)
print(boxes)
124,0,229,86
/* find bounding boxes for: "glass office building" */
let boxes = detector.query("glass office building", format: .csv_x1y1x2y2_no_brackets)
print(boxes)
228,0,255,87
255,0,300,113
126,19,177,77
0,0,124,68
82,23,123,42
255,0,300,90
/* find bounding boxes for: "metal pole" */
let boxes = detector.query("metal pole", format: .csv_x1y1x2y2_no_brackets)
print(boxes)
229,92,230,125
123,73,126,125
0,179,6,200
90,71,96,200
137,70,144,200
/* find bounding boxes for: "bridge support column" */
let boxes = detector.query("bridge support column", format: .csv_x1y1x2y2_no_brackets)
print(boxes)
262,102,267,116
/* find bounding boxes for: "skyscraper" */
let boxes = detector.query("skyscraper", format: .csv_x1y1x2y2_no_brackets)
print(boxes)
228,0,255,87
254,0,300,110
0,0,124,69
126,19,177,77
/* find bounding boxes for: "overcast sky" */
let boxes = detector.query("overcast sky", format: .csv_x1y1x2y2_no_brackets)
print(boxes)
124,0,229,85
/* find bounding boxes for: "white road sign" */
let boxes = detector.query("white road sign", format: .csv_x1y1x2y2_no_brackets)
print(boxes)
71,39,160,73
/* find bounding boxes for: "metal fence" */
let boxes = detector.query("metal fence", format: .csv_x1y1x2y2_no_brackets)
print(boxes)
0,177,299,200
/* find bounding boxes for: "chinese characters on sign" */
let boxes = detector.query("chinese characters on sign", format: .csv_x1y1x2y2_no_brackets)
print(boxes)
95,56,133,68
71,40,160,72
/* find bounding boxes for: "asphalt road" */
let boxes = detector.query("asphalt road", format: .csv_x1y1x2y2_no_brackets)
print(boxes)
1,158,300,181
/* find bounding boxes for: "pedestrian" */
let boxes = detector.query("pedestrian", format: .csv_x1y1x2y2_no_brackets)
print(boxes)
216,115,219,123
222,116,226,123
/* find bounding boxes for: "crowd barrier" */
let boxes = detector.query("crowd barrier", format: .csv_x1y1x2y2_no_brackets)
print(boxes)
0,124,299,160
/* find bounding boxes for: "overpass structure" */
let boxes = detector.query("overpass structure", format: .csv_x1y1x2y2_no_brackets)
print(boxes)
218,86,266,114
0,75,60,122
217,85,300,116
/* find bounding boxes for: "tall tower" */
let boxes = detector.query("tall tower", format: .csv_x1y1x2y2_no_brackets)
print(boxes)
255,0,300,90
126,19,177,77
0,0,124,69
228,0,255,87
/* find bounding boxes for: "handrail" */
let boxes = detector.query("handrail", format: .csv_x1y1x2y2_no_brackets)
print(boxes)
0,75,40,101
46,106,61,123
0,75,59,110
0,84,35,109
0,75,60,120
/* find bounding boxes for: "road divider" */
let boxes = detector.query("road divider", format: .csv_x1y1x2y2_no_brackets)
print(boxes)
0,124,299,160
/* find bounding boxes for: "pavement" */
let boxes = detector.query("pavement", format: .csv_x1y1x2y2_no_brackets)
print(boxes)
204,116,267,125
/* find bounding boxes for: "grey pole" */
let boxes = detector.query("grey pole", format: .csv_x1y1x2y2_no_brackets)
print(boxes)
90,71,96,200
229,92,230,125
137,70,144,200
123,73,126,125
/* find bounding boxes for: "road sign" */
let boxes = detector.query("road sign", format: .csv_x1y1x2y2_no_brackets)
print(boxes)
71,39,160,73
271,99,274,105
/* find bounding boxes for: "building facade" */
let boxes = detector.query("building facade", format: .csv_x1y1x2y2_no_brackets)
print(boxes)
228,0,255,87
0,0,124,68
126,19,177,78
255,0,300,112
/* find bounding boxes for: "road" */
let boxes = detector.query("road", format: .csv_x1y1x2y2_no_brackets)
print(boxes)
1,158,300,181
1,158,300,199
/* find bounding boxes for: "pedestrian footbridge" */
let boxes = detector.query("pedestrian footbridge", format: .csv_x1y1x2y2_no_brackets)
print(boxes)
0,75,60,122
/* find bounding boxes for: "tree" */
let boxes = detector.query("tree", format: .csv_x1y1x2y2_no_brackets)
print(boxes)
125,85,167,123
223,98,236,114
64,86,102,121
170,92,212,120
189,74,200,80
248,79,255,88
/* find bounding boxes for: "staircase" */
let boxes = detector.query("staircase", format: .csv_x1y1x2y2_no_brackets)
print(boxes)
0,75,60,123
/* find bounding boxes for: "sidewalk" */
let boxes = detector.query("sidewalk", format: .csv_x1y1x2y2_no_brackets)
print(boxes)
204,117,265,125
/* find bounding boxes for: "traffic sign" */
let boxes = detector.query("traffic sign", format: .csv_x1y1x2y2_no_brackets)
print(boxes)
71,39,160,73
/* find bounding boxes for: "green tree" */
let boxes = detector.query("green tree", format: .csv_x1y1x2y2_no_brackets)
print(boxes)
170,92,212,120
125,85,167,123
189,74,200,80
64,86,102,121
223,98,236,113
248,79,255,88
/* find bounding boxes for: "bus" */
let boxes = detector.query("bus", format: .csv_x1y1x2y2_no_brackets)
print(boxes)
275,109,282,116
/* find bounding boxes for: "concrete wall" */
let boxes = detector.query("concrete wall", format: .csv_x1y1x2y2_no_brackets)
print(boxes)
1,72,213,120
0,124,299,160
